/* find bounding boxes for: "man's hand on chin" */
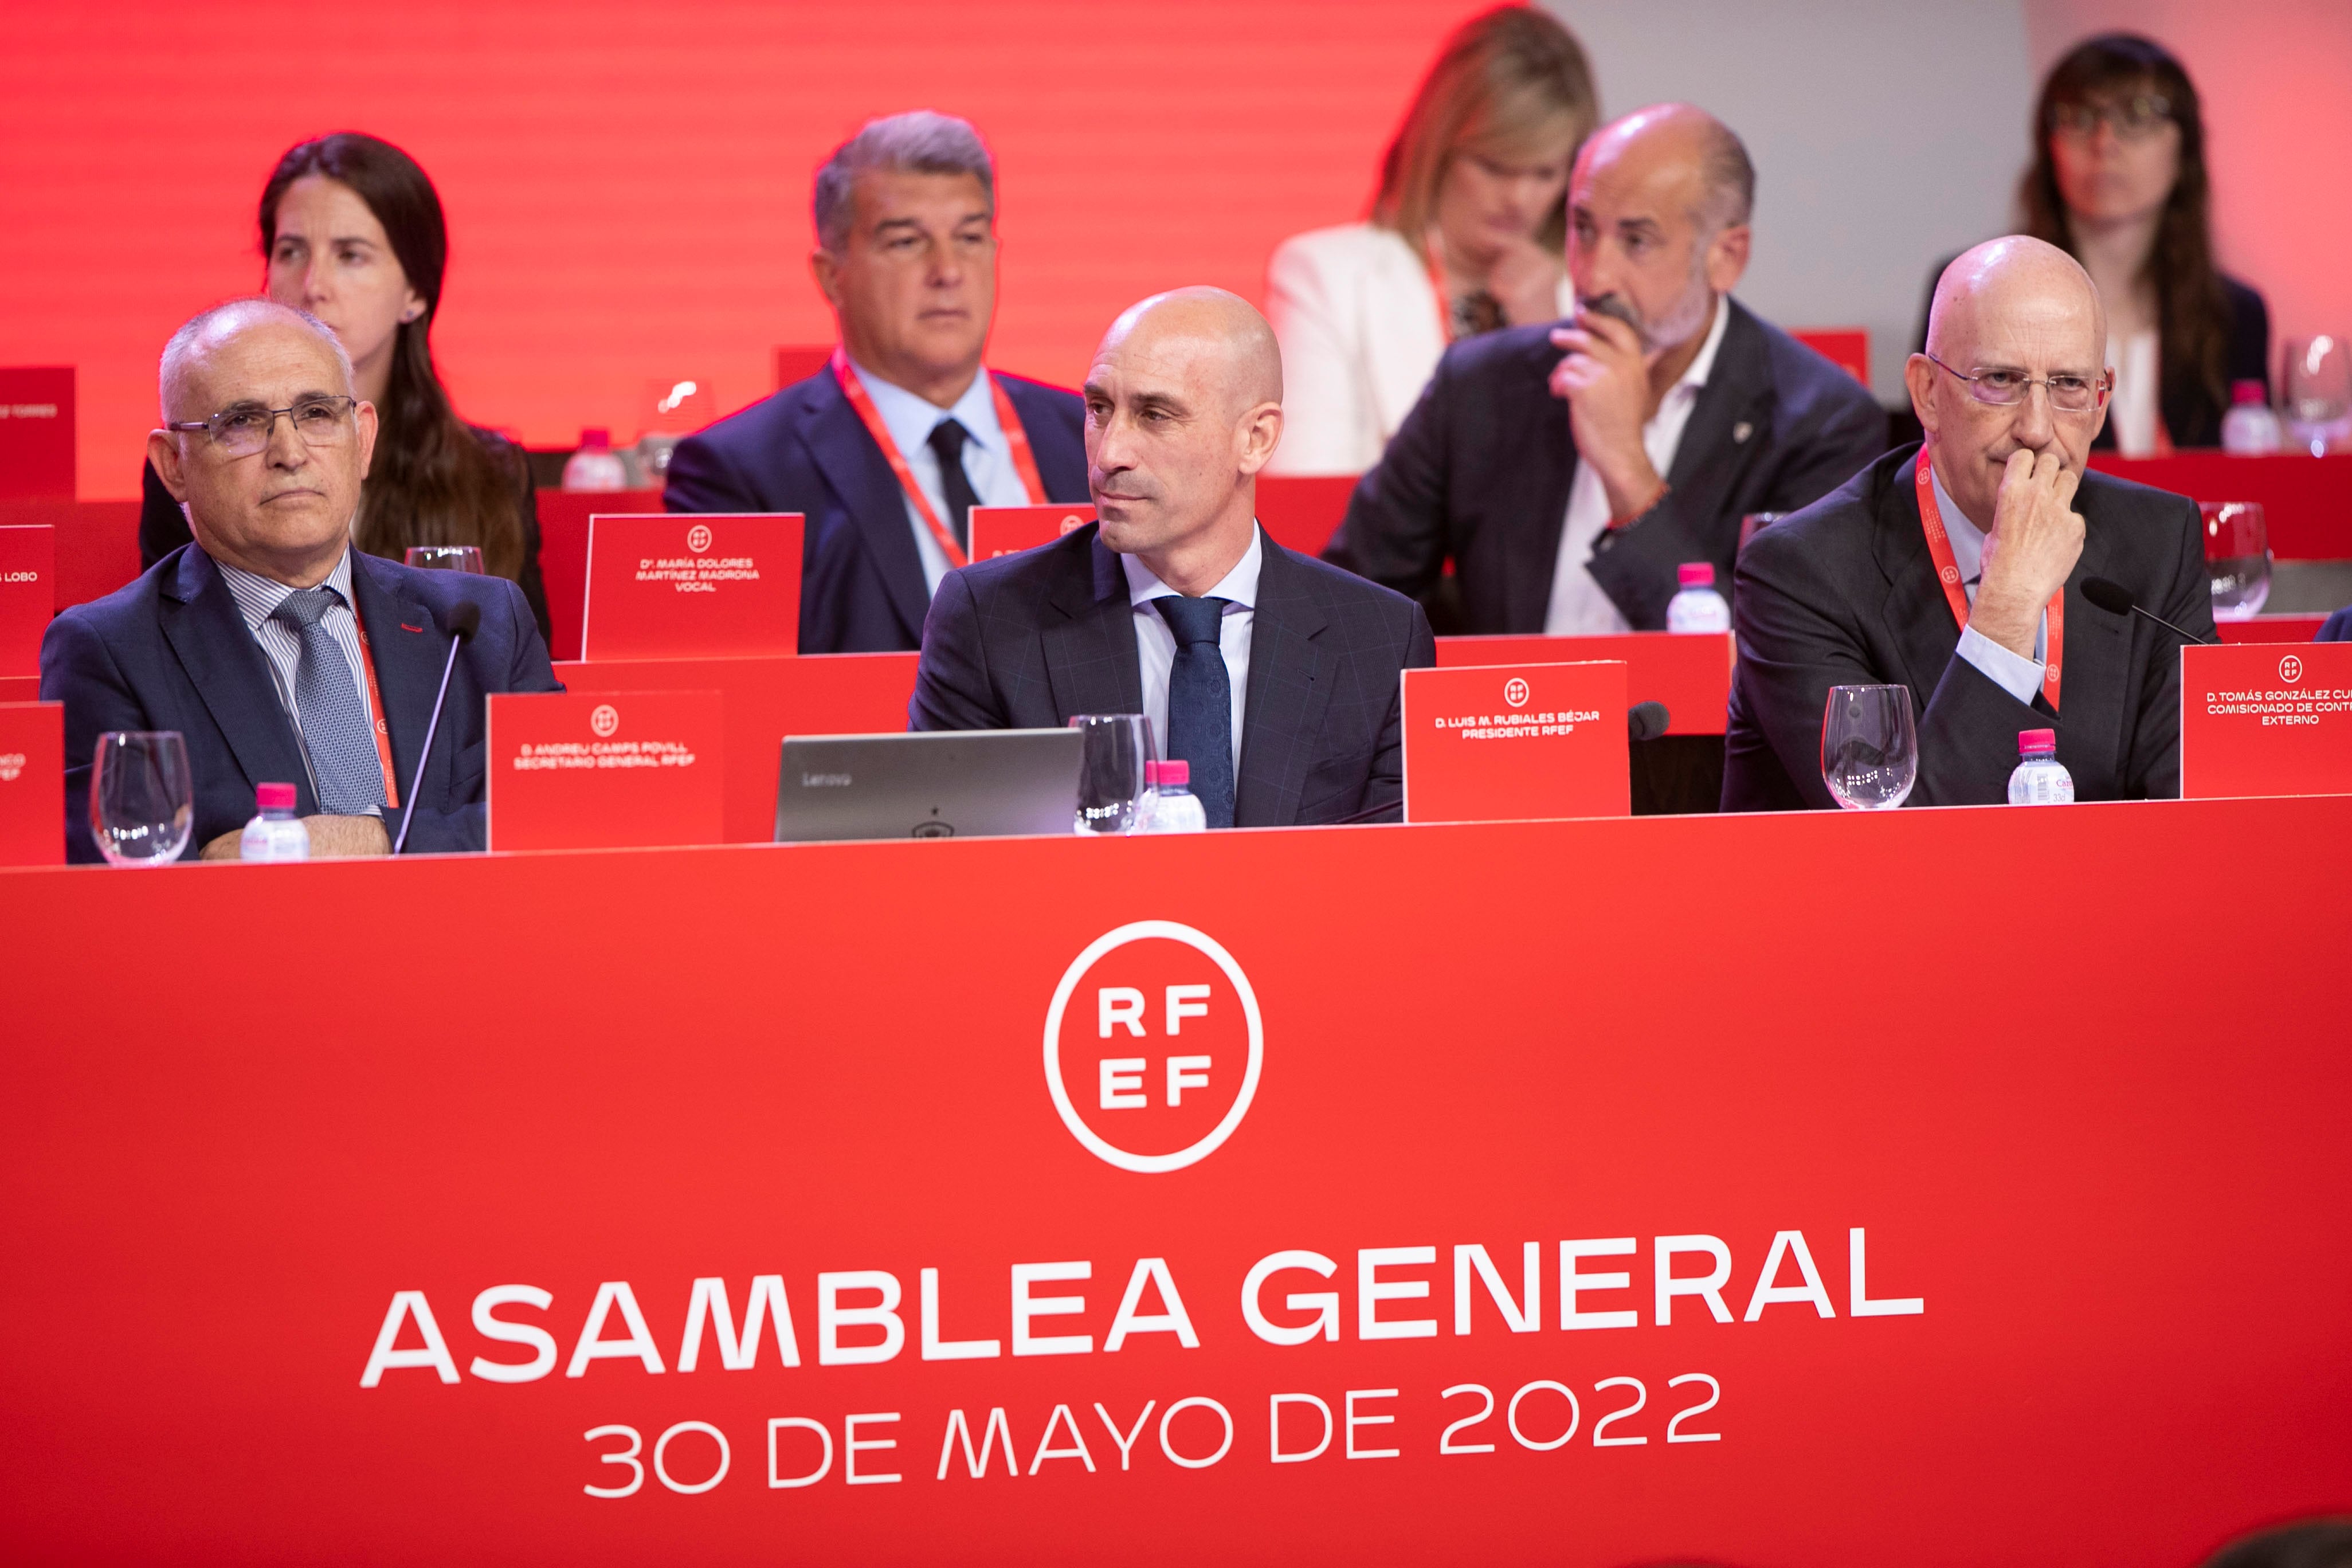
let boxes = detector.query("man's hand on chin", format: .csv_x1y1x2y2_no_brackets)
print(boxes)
1971,448,2086,662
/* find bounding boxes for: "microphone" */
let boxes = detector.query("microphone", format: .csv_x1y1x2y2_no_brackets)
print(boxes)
391,599,482,855
2081,576,2216,646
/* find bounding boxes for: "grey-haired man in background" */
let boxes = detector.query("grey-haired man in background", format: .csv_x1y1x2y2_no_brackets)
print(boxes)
665,111,1091,652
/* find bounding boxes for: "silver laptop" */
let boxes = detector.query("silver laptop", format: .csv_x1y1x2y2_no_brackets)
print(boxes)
774,730,1084,843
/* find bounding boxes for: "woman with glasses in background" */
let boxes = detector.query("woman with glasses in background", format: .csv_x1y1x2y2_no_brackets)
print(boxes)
1263,5,1597,475
1915,33,2269,455
139,132,548,634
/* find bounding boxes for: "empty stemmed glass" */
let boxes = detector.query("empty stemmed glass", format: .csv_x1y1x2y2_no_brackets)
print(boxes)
1068,714,1154,834
1821,685,1918,810
405,545,486,573
91,730,194,865
2200,502,2271,620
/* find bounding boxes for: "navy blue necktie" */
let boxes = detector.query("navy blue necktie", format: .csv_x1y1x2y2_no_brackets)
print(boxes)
925,418,981,551
1155,595,1235,829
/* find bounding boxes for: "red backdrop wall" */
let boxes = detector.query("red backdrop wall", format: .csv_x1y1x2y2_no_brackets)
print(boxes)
0,0,1486,497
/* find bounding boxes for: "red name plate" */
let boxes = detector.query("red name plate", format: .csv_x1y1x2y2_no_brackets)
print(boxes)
0,525,56,677
0,368,74,501
579,513,802,661
486,689,724,851
1403,660,1629,822
557,652,920,842
2181,642,2352,799
969,503,1095,562
0,701,62,866
1437,632,1730,735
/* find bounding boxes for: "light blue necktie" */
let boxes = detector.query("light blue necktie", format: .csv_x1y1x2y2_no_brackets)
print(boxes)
269,587,385,816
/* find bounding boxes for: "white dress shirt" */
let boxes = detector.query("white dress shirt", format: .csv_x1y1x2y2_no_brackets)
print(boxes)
844,355,1034,594
1543,293,1733,635
1930,461,2050,704
211,547,379,807
1122,526,1263,770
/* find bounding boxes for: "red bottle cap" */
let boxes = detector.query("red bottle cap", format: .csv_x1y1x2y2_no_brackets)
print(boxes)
256,782,297,810
1677,562,1715,587
2018,728,2056,755
1157,758,1190,785
578,427,611,449
1142,761,1159,786
2231,379,2267,406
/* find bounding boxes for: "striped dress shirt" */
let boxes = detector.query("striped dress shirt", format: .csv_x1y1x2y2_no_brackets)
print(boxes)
211,548,379,809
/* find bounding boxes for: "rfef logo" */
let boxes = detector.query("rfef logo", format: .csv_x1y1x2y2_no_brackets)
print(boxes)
2280,654,2304,685
1503,677,1530,708
686,524,714,554
590,703,621,738
1042,921,1262,1173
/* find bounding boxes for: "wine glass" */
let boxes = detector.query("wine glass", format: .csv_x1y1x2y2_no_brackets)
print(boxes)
1821,685,1917,810
2200,502,2271,620
91,730,193,865
2282,335,2351,457
1068,714,1154,834
405,545,485,573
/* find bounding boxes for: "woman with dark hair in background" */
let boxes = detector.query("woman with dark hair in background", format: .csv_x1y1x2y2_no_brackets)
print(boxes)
139,132,548,634
1916,33,2269,454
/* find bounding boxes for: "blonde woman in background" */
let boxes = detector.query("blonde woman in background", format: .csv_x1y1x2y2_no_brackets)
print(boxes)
1265,6,1597,476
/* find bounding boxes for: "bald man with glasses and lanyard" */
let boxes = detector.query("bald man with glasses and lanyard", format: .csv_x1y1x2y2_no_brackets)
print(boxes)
1724,236,2215,810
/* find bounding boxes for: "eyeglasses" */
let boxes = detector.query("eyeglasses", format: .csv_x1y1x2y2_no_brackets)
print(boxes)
166,395,356,458
1925,352,2111,414
2050,93,2173,142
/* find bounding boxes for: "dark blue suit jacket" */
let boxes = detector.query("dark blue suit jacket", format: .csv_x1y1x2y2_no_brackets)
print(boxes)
911,524,1436,827
664,367,1089,653
2320,606,2351,642
40,545,560,862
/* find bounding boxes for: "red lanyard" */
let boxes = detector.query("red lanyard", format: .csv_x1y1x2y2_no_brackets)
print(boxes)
830,350,1048,571
350,610,401,809
1915,448,2063,712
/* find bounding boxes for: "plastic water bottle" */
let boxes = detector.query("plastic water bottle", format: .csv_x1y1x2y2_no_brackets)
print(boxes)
1135,758,1206,834
2006,729,2074,805
1667,562,1731,633
562,428,630,491
2220,381,2283,456
239,782,311,861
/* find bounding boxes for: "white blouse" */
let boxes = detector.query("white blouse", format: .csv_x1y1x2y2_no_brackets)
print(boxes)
1264,222,1573,477
2107,328,2163,457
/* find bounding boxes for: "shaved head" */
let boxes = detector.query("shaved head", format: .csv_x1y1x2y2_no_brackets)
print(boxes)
1581,102,1754,232
1906,234,2110,531
1926,236,2106,363
1083,287,1285,592
1098,287,1283,419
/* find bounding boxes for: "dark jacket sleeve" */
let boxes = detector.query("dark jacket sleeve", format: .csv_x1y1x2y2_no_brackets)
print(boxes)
1732,520,2039,809
397,578,562,854
139,461,194,572
475,428,551,642
907,570,1005,732
1357,605,1436,823
1320,358,1456,601
2320,606,2352,643
662,430,763,515
2124,494,2218,800
39,607,164,864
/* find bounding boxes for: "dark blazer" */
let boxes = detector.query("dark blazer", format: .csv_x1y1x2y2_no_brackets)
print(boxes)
2320,606,2352,642
1911,260,2270,449
910,524,1436,827
664,367,1089,654
1724,444,2214,810
1325,296,1887,633
137,422,554,640
40,544,560,862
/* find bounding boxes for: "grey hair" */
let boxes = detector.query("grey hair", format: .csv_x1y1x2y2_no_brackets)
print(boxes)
158,297,353,422
1698,119,1755,231
812,110,995,253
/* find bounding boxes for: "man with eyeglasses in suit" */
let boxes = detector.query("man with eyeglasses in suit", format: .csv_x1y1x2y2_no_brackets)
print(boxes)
40,297,558,861
1724,235,2214,809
